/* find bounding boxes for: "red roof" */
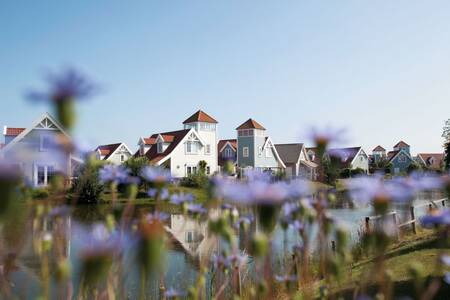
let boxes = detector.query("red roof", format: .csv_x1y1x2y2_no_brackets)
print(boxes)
143,137,157,145
144,129,191,163
394,141,409,148
183,110,218,124
5,127,25,136
236,118,265,130
373,145,386,152
95,143,122,160
218,139,237,152
417,153,444,170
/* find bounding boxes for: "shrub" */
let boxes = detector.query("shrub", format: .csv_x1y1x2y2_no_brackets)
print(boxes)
31,188,50,199
180,173,209,189
71,159,105,204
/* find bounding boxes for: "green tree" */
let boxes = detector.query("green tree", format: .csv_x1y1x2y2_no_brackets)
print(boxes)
444,141,450,171
71,158,106,204
123,156,150,177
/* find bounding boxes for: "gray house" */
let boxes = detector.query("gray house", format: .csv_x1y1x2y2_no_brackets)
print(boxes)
275,143,318,180
0,113,82,187
236,118,285,173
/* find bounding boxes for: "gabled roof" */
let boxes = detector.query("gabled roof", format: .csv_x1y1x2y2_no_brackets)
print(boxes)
1,112,71,154
261,137,286,168
183,110,218,124
387,149,412,163
142,137,157,145
373,145,386,152
143,129,191,164
328,147,365,168
95,143,122,160
236,118,265,130
218,139,237,152
3,127,26,136
274,143,305,164
394,141,409,148
417,153,444,170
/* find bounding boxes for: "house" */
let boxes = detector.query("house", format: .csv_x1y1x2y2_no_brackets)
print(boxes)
274,143,318,180
372,145,387,163
236,118,285,174
94,142,133,164
136,110,218,177
416,153,444,171
328,147,370,174
218,139,237,172
386,141,413,174
0,113,82,187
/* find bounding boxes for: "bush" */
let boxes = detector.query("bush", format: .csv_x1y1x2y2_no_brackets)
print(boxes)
71,159,105,204
180,173,209,189
31,188,50,199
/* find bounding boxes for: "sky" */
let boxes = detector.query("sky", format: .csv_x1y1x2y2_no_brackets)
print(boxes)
1,1,449,155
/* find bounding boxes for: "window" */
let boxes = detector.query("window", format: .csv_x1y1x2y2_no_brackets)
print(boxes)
40,135,52,151
258,146,263,157
398,154,406,163
186,231,193,243
35,165,55,186
205,144,211,155
243,147,249,157
186,142,199,154
206,166,210,175
157,142,163,153
121,154,125,162
224,148,232,158
266,147,272,157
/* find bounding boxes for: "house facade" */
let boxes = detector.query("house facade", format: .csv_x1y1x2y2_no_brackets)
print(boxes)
328,147,370,174
218,139,237,172
387,141,413,174
0,113,82,187
136,110,218,177
94,143,133,164
416,153,444,171
275,143,318,180
236,118,285,173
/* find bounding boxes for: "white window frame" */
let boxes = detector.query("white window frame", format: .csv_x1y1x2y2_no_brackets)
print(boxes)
265,146,272,158
243,147,249,158
120,154,125,162
34,164,55,187
205,144,211,155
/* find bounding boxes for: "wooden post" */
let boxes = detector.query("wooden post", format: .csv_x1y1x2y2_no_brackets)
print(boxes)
365,217,370,233
410,206,417,234
392,212,399,240
233,266,241,297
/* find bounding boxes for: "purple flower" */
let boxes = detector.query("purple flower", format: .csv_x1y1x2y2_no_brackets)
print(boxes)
147,188,169,200
445,273,450,285
274,274,297,283
282,202,299,217
237,215,254,225
243,169,271,182
141,166,172,184
441,255,450,266
73,223,122,255
284,179,312,198
170,192,194,205
146,211,169,223
187,204,207,215
327,148,353,162
420,209,450,227
27,68,96,103
99,165,129,185
306,126,347,149
164,288,186,298
289,220,304,231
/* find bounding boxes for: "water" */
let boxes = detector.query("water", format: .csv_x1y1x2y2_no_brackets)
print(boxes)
2,192,445,299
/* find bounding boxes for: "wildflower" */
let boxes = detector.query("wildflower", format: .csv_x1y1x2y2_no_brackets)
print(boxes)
243,169,271,182
99,164,129,185
164,288,186,299
141,166,172,188
441,255,450,266
420,209,450,227
170,192,194,205
284,179,311,199
135,216,166,275
307,126,347,154
187,204,207,215
274,274,297,283
146,211,169,223
289,220,304,231
27,68,97,129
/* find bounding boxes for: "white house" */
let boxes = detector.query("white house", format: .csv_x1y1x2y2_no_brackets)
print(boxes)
136,110,218,177
94,143,133,164
0,113,82,187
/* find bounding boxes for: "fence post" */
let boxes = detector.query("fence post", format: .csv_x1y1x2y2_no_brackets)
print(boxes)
331,240,336,254
410,206,417,234
365,217,370,233
392,212,399,240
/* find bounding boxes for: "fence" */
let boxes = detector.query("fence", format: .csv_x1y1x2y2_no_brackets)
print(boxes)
364,198,448,239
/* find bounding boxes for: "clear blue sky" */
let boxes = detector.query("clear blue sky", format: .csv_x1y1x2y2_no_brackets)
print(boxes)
1,1,449,154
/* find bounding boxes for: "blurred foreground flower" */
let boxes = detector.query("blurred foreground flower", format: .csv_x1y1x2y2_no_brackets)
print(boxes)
99,164,129,185
307,126,347,155
420,209,450,227
27,68,97,130
141,166,172,188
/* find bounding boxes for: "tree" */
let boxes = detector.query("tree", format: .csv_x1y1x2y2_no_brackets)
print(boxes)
71,158,106,204
123,156,150,178
442,119,450,141
444,141,450,171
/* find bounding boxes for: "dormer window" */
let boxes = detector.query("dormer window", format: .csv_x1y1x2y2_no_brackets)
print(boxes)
157,142,163,153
